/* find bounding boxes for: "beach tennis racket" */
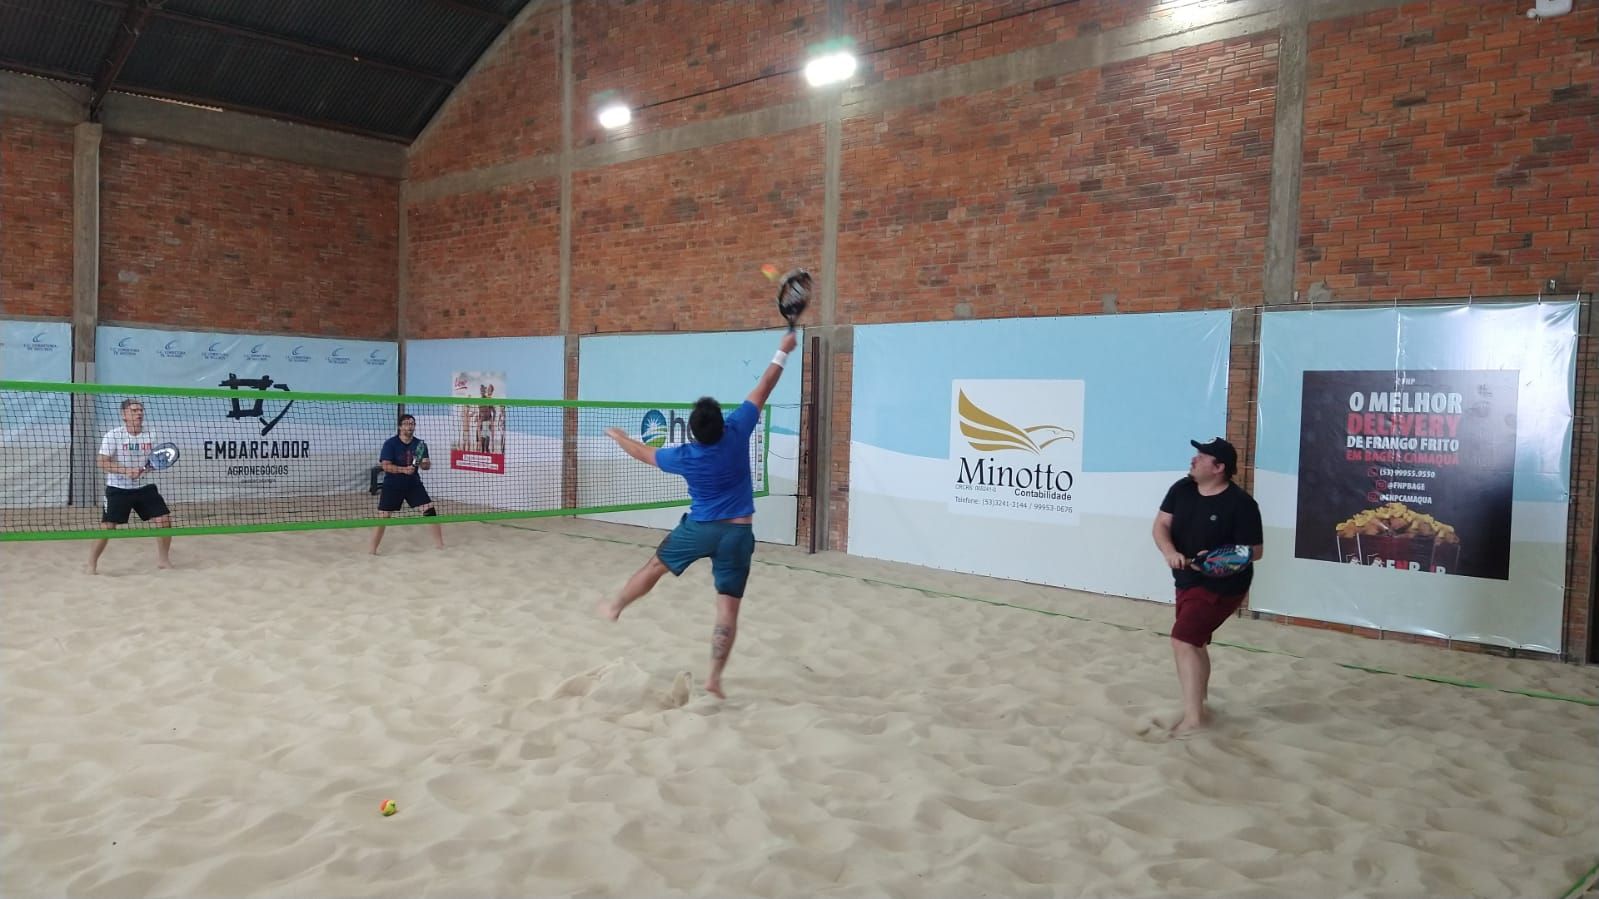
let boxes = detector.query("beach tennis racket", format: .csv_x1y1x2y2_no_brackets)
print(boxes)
1191,545,1252,577
143,442,180,472
413,439,428,473
775,269,812,333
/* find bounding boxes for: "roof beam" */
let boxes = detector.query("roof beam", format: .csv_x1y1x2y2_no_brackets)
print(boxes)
109,83,412,144
423,0,512,25
89,0,155,120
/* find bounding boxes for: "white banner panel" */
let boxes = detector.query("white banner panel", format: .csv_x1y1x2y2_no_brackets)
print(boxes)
1252,303,1577,652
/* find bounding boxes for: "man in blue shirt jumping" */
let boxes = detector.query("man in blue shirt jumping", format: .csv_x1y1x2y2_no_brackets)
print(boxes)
599,330,798,699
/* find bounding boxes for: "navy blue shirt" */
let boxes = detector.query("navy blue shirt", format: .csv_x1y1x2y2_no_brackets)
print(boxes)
655,401,759,521
381,436,423,487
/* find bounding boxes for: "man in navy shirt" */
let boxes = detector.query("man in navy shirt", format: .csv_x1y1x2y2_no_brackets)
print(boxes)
599,330,798,699
370,413,445,554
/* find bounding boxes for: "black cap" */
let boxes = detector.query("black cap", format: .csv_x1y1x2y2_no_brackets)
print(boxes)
1191,437,1238,475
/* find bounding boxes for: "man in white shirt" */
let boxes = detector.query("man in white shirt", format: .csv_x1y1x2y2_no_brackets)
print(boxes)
88,398,174,574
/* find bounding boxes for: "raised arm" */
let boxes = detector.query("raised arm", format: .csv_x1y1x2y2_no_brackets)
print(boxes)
606,428,659,467
746,331,799,410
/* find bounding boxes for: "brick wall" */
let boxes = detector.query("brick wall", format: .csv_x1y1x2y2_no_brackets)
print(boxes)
408,4,561,181
570,130,824,335
839,34,1276,324
572,0,826,147
405,179,561,339
99,135,399,338
848,0,1160,86
1299,2,1598,299
1,117,74,318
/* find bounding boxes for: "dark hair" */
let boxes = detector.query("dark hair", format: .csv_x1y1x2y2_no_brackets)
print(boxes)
398,413,416,426
689,397,724,445
120,398,143,411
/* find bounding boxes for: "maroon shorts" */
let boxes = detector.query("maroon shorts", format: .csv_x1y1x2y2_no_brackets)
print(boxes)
1172,584,1246,646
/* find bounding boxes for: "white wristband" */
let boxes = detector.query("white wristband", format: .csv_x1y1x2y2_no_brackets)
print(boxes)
771,350,788,368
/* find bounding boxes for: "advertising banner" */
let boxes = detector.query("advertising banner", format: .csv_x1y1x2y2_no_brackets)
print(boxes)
848,311,1232,601
92,326,399,502
1253,303,1577,652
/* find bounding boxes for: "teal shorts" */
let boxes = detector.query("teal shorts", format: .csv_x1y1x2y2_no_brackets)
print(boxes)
655,515,756,598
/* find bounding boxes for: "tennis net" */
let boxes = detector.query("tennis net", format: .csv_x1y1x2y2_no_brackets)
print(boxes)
0,379,770,540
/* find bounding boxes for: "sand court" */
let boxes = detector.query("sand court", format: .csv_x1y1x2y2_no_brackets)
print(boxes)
3,520,1596,898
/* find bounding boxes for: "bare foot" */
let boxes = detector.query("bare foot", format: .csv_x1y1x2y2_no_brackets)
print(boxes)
704,680,725,699
1170,714,1210,737
86,564,98,576
157,560,173,570
595,598,623,622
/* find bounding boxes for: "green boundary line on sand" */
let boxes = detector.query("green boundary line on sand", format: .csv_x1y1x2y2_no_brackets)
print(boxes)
1559,860,1599,899
496,522,1599,710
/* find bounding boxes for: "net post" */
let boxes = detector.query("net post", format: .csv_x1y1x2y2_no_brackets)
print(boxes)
70,367,99,509
562,336,580,512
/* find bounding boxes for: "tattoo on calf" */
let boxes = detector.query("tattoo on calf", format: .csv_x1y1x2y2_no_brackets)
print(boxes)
711,624,734,661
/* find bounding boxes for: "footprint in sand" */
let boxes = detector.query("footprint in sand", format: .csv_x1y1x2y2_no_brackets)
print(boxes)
664,670,692,708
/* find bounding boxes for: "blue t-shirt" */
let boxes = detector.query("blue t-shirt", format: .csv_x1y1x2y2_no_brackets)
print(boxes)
655,400,759,522
381,436,422,487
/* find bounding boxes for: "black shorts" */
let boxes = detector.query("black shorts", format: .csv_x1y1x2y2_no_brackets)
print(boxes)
378,480,433,512
103,484,171,525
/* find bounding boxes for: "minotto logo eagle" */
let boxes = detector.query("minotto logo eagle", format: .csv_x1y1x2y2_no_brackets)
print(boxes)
957,390,1075,454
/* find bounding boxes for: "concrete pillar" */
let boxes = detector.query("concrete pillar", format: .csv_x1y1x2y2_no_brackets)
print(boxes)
558,0,574,338
1263,0,1310,305
71,122,102,508
806,0,848,552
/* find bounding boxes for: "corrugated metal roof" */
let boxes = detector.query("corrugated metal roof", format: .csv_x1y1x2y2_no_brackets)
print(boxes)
0,0,122,80
158,0,503,76
119,19,452,140
0,0,533,142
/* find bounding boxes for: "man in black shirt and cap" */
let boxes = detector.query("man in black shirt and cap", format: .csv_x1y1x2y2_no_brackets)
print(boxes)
1152,436,1263,736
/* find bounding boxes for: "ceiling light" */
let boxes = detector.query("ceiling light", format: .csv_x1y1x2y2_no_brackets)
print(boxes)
597,103,631,129
804,51,857,88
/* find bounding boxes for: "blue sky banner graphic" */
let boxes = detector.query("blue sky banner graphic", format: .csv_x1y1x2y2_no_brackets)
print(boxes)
404,337,565,510
578,330,802,545
1,321,72,507
849,311,1232,601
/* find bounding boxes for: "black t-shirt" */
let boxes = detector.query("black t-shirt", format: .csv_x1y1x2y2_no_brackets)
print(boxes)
1159,477,1264,595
